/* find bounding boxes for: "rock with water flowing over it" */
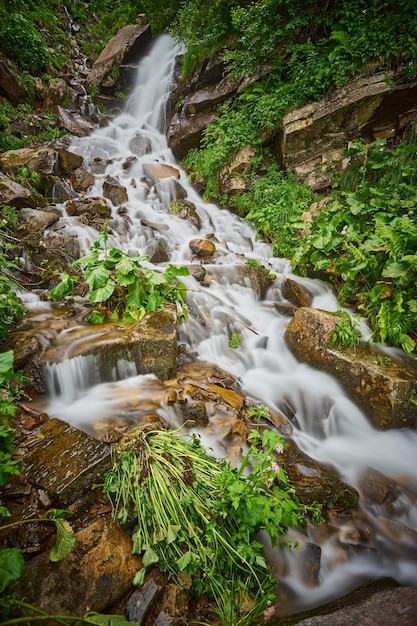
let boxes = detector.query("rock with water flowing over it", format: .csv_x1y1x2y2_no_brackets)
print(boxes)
281,439,359,509
142,162,181,184
24,417,112,506
188,238,216,257
56,147,84,175
285,307,417,429
70,166,95,192
273,579,417,626
66,195,111,221
57,104,97,137
102,175,129,205
13,517,143,616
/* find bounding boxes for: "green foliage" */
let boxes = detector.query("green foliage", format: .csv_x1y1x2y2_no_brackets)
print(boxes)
236,165,316,257
329,311,361,349
292,128,417,354
48,232,189,324
0,12,50,73
229,332,241,349
0,548,24,594
103,425,321,624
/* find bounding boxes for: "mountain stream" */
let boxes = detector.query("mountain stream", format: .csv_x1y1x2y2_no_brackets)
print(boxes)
24,35,417,615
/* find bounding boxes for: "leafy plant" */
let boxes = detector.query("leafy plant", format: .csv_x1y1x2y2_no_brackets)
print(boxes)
48,232,189,324
103,425,322,624
236,165,316,257
229,332,241,349
329,311,361,349
292,128,417,354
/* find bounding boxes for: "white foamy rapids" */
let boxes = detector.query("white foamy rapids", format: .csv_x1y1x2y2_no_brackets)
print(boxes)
42,35,417,612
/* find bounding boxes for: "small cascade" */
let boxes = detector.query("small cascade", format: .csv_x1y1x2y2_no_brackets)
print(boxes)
31,34,417,614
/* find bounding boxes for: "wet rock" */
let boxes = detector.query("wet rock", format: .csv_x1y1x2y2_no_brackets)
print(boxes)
102,175,129,205
24,417,112,506
281,440,359,509
143,162,181,184
18,207,58,233
146,237,170,264
127,576,165,622
356,467,397,507
189,238,216,257
13,517,142,616
285,307,417,429
57,105,97,137
57,147,84,175
70,166,95,192
187,264,207,283
0,147,57,176
274,579,417,626
281,277,313,308
40,306,178,383
170,198,201,229
129,132,152,155
43,177,77,203
89,156,112,174
66,195,111,220
296,542,322,587
0,173,36,208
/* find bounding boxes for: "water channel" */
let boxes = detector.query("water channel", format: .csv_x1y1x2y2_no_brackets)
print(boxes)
25,35,417,615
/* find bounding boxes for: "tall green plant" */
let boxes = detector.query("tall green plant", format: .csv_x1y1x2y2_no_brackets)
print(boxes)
103,425,322,625
48,232,189,324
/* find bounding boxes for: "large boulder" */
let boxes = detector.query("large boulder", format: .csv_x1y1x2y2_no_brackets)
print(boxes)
86,17,152,91
0,173,38,208
0,147,57,176
285,307,417,429
13,517,142,616
278,72,417,191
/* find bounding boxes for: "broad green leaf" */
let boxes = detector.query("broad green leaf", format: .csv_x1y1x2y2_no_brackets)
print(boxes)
86,265,111,290
167,524,180,544
142,547,159,566
48,272,77,301
382,261,410,280
132,567,146,587
0,350,14,384
49,520,75,562
0,547,24,592
80,611,139,626
88,310,106,324
175,550,192,571
89,279,116,303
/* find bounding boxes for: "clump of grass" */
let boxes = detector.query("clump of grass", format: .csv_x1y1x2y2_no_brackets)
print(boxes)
103,425,322,624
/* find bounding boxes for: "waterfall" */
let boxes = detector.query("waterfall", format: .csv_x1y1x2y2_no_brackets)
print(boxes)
38,34,417,614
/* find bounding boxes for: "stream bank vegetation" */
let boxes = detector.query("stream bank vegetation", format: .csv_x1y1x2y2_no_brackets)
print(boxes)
102,424,323,625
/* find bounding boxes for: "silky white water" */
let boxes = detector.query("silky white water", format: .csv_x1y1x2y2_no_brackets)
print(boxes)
39,35,417,613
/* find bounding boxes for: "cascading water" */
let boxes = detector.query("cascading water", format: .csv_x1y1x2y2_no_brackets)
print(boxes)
34,34,417,615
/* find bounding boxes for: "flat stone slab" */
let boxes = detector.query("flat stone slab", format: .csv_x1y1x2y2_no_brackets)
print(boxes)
24,417,112,506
